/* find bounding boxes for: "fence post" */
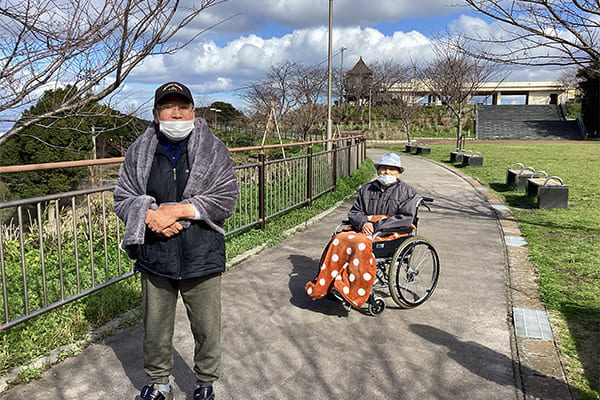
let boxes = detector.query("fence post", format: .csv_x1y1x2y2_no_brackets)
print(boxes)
332,141,337,188
347,139,352,176
362,137,366,163
307,145,313,207
258,150,266,230
355,138,359,171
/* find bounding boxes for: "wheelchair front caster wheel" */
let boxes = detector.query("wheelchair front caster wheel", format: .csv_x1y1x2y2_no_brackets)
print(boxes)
368,296,386,316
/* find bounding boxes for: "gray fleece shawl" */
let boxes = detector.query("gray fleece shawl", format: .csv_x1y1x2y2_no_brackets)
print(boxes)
114,118,238,250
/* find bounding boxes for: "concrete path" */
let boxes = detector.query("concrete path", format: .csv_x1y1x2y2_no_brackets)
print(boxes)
0,149,571,399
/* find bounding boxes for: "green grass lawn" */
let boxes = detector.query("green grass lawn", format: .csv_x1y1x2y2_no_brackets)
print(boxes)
398,141,599,399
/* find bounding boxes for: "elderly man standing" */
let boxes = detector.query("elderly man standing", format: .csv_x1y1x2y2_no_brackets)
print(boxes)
114,82,238,400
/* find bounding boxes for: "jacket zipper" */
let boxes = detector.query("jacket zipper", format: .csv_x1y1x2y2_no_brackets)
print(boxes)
171,165,184,279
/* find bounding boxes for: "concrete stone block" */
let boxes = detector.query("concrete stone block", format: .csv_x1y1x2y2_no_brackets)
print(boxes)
517,173,538,191
450,151,464,163
538,186,568,209
462,155,483,167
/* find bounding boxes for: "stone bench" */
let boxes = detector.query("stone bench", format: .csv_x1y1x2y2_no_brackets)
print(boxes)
416,145,430,154
526,175,568,209
506,163,542,191
450,149,465,163
406,144,431,155
461,150,483,167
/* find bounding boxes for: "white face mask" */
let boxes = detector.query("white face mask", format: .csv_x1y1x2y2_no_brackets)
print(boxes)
377,174,398,186
159,119,194,141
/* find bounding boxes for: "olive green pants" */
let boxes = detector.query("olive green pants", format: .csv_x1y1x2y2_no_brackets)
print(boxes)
141,271,221,386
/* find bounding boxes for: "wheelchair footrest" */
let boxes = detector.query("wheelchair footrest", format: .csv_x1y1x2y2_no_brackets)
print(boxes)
331,290,352,311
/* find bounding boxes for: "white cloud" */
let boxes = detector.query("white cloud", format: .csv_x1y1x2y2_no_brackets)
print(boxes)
129,26,432,97
192,0,465,34
113,9,568,117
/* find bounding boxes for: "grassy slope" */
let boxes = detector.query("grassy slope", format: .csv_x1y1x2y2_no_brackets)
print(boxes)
392,141,599,399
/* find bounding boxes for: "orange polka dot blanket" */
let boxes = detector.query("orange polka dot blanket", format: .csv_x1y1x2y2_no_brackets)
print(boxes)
305,215,407,308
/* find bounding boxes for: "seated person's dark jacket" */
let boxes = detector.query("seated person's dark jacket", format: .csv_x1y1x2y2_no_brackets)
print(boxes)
348,179,417,233
132,141,225,280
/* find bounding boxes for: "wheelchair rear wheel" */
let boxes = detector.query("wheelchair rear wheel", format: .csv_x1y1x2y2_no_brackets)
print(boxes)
388,236,439,308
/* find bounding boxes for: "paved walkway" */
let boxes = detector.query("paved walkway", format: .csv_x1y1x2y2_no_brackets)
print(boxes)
0,149,572,399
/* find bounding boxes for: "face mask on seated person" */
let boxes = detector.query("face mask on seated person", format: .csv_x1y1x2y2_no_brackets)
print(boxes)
159,119,194,141
377,174,398,186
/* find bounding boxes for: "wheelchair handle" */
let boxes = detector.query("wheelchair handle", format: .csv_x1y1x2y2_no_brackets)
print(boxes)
417,197,433,212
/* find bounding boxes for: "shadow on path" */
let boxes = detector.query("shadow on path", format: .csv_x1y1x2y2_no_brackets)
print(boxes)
410,324,576,399
287,254,349,317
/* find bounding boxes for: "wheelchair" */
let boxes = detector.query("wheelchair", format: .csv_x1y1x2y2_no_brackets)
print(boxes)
332,197,440,316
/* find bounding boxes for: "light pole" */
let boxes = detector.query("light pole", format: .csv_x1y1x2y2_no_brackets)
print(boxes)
209,107,221,127
90,125,106,187
326,0,333,150
91,125,106,160
368,88,372,130
339,46,347,111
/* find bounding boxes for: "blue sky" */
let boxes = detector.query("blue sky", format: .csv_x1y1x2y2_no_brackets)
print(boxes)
117,0,568,120
1,0,570,130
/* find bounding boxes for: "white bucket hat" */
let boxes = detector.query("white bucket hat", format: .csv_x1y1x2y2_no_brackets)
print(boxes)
375,152,405,172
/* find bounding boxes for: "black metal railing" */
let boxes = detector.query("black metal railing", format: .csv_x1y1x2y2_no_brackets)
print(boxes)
0,136,366,330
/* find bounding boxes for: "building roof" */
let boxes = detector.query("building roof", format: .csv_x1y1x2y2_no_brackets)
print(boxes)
347,57,373,76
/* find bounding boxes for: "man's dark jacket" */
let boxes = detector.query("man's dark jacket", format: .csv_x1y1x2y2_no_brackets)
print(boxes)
114,119,238,280
133,142,226,279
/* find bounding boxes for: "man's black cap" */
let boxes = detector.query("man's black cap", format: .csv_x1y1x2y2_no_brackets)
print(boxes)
154,82,194,107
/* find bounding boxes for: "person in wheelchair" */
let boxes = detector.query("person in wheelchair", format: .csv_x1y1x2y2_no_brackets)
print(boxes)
305,152,418,309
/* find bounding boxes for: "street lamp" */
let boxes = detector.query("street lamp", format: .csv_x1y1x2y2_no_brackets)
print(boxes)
326,0,333,150
91,125,106,160
90,125,106,187
368,88,372,130
340,46,347,111
209,107,222,127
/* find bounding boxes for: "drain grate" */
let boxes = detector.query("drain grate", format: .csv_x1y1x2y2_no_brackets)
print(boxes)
513,308,554,341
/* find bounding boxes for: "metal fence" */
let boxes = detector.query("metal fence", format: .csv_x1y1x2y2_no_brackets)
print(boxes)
0,136,366,330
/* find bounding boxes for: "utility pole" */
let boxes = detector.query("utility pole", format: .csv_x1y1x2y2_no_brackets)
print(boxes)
209,107,222,127
340,46,347,110
90,125,105,187
326,0,333,150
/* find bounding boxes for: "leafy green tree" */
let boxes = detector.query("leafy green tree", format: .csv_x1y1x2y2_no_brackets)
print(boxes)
0,86,148,199
196,102,247,124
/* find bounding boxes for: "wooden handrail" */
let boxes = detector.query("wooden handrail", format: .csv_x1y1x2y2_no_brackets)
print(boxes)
0,136,365,174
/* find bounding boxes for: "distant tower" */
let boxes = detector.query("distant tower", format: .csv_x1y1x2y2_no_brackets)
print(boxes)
345,56,374,104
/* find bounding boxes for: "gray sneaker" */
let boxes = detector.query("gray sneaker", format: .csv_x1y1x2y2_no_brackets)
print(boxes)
140,384,174,400
193,385,214,400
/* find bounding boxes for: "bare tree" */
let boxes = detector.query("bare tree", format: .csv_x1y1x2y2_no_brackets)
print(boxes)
417,37,505,149
286,63,328,140
463,0,600,72
239,61,328,140
0,0,229,145
239,61,298,123
378,65,421,144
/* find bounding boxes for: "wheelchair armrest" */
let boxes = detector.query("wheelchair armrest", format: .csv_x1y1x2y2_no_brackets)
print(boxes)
378,225,413,234
334,220,352,235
